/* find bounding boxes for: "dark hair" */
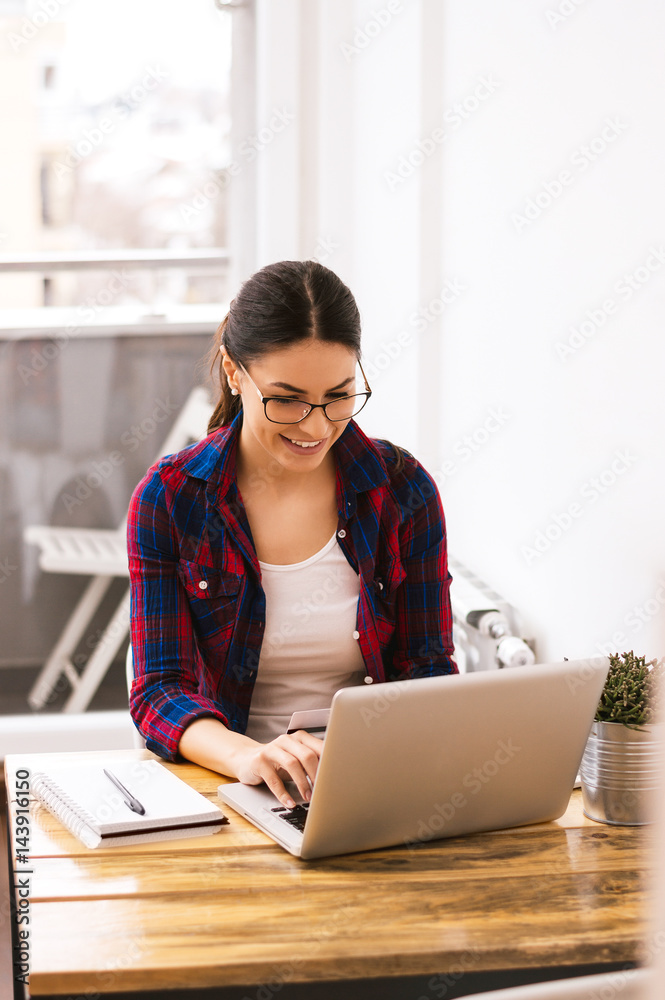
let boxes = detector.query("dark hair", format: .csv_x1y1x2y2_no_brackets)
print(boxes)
207,259,406,472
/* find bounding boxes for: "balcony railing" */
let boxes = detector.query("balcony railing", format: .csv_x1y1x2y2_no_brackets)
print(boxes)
0,249,230,271
0,249,231,338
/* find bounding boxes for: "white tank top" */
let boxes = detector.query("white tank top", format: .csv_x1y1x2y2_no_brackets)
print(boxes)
244,531,367,743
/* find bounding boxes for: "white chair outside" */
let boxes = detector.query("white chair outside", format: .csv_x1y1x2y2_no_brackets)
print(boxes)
25,386,214,713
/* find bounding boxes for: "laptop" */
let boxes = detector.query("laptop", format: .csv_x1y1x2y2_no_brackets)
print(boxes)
218,657,609,860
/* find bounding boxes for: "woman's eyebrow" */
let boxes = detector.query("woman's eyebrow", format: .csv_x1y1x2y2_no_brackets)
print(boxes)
267,376,355,393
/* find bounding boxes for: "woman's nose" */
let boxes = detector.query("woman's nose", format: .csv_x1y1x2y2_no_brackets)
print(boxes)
298,405,333,437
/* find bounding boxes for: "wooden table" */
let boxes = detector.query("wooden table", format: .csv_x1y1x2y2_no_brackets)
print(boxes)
4,748,654,999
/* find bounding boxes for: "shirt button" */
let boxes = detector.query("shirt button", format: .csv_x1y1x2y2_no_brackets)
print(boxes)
338,529,346,538
352,630,360,640
364,675,373,684
198,580,208,590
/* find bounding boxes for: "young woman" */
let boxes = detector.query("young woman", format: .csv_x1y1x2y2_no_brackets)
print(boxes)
127,260,456,809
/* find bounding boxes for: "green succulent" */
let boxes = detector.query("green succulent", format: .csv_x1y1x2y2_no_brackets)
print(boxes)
595,650,664,729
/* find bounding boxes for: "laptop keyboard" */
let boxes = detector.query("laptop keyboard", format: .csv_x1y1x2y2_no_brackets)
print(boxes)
271,802,310,833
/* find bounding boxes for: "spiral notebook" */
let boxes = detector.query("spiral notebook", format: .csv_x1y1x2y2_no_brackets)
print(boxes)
32,757,228,849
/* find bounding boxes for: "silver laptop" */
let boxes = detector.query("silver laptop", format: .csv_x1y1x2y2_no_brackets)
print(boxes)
218,657,609,860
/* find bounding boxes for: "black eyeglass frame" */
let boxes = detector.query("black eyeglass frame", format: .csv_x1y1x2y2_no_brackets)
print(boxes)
235,359,373,424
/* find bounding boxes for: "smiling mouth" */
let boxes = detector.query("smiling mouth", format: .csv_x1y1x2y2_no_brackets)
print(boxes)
280,435,327,449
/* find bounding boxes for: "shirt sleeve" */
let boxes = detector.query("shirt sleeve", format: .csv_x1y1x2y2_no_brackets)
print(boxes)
126,465,231,761
390,460,458,679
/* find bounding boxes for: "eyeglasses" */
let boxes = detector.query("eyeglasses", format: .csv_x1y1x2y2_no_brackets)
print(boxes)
235,359,372,425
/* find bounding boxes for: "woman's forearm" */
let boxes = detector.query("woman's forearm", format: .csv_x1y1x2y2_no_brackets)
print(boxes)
178,716,260,777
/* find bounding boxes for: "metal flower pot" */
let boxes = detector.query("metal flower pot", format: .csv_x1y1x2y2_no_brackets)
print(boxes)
580,720,664,826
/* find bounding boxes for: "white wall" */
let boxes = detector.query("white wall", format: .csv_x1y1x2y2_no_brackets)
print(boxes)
434,1,665,662
240,0,665,664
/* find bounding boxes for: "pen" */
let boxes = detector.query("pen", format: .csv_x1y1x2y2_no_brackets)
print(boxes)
103,768,146,815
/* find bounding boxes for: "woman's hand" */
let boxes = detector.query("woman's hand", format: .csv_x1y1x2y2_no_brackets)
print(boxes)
231,731,324,808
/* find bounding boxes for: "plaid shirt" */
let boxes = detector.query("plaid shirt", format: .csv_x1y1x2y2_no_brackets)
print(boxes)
127,410,457,760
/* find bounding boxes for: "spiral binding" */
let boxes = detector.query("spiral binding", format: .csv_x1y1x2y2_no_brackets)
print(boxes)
31,772,101,849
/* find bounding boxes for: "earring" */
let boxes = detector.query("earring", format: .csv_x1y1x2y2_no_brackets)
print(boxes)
231,388,239,396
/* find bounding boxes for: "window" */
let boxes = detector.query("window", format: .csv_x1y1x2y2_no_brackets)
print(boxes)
0,0,237,721
0,0,233,312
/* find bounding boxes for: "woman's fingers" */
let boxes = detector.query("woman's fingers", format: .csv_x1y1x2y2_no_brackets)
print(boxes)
285,729,324,776
269,734,322,805
244,732,324,807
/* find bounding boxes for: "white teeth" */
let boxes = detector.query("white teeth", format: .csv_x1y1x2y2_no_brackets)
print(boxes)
287,438,322,448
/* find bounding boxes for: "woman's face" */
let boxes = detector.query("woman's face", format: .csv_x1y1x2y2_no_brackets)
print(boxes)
226,339,360,476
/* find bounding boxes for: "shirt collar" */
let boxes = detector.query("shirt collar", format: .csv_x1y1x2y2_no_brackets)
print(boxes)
177,408,389,509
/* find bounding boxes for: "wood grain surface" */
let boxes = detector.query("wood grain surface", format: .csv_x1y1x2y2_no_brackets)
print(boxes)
4,749,654,996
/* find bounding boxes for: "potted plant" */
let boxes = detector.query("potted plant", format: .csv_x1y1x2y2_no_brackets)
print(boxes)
580,650,664,826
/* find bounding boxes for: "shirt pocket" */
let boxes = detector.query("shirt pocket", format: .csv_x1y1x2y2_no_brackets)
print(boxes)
372,561,406,643
177,560,242,642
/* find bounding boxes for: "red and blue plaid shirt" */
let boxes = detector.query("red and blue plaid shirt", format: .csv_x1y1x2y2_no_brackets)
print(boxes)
127,411,457,760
